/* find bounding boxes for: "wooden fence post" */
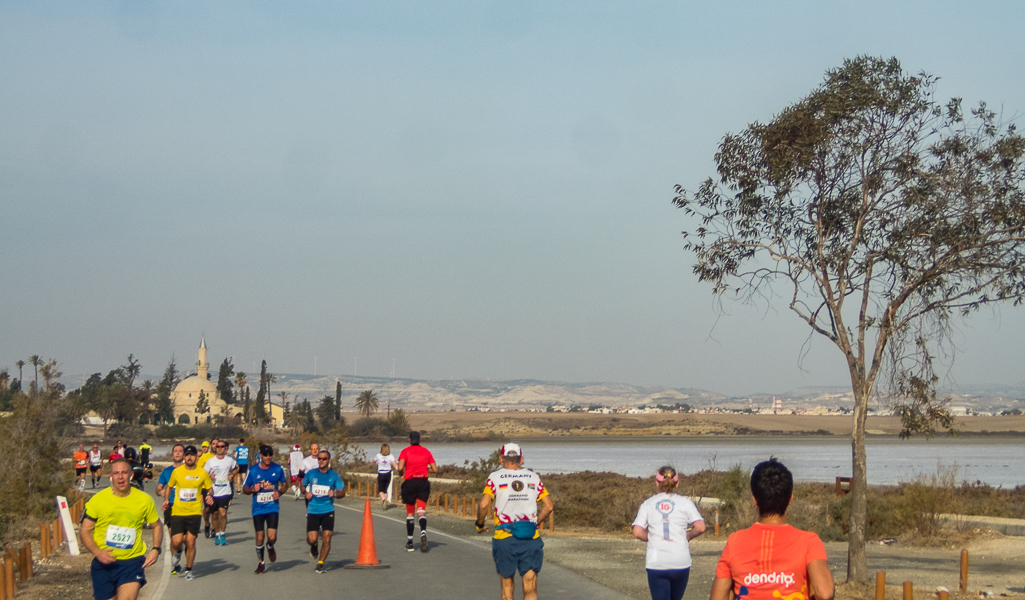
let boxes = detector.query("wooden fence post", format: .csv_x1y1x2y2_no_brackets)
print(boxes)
960,549,968,592
444,494,449,513
462,496,467,517
52,518,61,550
549,510,554,533
902,581,912,600
4,556,15,597
938,591,949,600
19,544,31,580
39,522,49,559
875,571,885,600
0,560,7,600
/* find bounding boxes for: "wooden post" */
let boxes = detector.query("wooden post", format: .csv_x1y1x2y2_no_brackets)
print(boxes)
19,544,30,580
960,549,968,592
875,571,885,600
39,522,49,559
374,480,378,496
902,581,912,600
938,591,949,600
53,518,61,550
4,556,15,597
549,510,554,533
462,496,467,517
0,561,7,600
714,509,720,536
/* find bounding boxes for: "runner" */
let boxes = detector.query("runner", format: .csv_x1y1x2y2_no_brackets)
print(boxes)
203,440,238,545
89,443,104,488
139,439,153,481
108,442,123,464
474,443,553,600
374,443,397,508
163,445,214,581
155,444,185,526
122,445,144,491
198,439,216,537
242,445,288,574
233,438,250,492
300,449,345,573
288,444,304,500
632,466,706,600
300,443,320,506
710,458,834,600
397,431,437,552
81,458,163,600
74,444,89,491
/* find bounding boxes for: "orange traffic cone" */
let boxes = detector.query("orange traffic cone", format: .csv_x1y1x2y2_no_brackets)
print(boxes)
344,498,390,569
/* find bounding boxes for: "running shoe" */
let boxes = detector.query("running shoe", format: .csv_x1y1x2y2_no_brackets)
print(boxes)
405,540,414,552
309,543,318,559
220,534,228,546
420,534,429,553
255,562,265,575
184,570,194,581
171,565,181,576
204,526,211,538
315,562,324,574
267,545,277,562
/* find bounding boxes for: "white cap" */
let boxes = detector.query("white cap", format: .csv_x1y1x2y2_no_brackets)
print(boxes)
500,443,522,457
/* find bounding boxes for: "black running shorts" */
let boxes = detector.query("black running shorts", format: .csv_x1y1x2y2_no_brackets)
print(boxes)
306,512,335,533
252,513,280,531
400,478,431,506
169,515,202,537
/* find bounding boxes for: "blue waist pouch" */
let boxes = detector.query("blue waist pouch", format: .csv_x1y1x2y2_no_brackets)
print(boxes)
498,521,537,540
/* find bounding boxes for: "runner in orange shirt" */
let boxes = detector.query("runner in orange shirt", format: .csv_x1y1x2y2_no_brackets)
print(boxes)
73,444,90,491
710,459,834,600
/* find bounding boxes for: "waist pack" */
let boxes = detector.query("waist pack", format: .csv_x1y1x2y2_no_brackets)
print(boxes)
498,521,537,540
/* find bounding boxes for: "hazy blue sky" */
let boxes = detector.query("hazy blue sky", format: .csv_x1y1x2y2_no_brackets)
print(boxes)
2,1,1024,396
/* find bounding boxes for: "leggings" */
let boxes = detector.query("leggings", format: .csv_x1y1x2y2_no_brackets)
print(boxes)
646,568,690,600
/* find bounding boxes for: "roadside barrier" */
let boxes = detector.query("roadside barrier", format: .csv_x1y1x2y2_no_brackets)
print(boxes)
873,549,971,600
0,492,86,600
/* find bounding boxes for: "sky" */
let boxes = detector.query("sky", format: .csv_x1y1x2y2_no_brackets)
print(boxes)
2,1,1024,397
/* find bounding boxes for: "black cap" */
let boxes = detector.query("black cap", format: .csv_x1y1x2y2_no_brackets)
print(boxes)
259,445,274,456
183,445,198,456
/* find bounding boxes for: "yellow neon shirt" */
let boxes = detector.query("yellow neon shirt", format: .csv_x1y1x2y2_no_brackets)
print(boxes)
84,487,159,560
196,451,214,469
167,465,213,517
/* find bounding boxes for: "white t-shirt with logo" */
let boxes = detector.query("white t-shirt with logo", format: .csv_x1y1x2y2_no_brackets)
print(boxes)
373,453,396,474
203,455,237,498
289,451,304,476
301,454,319,474
632,492,704,570
89,450,103,467
483,467,548,540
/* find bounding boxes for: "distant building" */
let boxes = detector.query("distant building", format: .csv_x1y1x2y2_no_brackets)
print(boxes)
171,338,231,424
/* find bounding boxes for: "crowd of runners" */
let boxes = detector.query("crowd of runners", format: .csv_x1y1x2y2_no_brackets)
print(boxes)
79,433,835,600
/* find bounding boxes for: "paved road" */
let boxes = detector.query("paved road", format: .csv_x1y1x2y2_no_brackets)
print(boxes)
142,487,631,600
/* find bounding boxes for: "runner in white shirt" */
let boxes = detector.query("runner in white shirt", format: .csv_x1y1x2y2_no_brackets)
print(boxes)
89,444,104,489
288,445,305,500
373,443,397,508
300,443,320,506
631,466,705,600
203,441,238,546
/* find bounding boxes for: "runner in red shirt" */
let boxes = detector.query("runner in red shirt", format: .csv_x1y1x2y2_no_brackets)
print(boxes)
397,431,437,553
711,459,834,600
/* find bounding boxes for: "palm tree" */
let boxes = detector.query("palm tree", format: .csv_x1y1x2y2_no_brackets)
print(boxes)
278,390,289,407
284,402,305,436
38,359,62,393
356,390,379,418
235,371,247,405
28,355,42,393
15,360,25,385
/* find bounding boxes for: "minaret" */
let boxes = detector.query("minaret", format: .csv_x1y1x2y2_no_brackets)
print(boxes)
197,337,209,380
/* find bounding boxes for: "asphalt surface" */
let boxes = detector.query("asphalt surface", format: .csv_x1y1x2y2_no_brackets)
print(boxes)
142,485,631,600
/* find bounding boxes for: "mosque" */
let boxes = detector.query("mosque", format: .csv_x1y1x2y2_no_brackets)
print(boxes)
171,338,231,424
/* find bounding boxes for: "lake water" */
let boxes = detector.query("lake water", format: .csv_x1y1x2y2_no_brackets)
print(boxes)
356,437,1024,487
148,436,1023,487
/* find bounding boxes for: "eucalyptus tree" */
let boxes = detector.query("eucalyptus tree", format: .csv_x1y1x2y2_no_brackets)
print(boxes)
673,56,1025,581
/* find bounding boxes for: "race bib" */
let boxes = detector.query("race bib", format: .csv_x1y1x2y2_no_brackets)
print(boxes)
178,488,198,502
215,476,229,487
311,484,330,497
105,525,137,549
256,492,275,503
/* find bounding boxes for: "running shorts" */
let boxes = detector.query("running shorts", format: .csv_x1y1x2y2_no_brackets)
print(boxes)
400,478,431,506
237,464,248,476
163,506,172,526
91,555,146,600
492,536,544,578
253,513,280,531
291,474,301,484
377,472,392,492
90,464,102,473
211,495,232,510
306,512,335,533
76,467,87,476
169,515,202,537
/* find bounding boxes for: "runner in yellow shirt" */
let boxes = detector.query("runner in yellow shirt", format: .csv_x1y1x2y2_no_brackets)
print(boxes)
196,439,217,538
81,458,162,600
163,445,213,580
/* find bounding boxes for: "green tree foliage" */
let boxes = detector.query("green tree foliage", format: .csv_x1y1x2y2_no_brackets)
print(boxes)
196,389,210,422
355,389,379,418
316,394,339,431
673,56,1025,580
0,384,86,519
153,357,179,425
217,357,235,406
387,408,410,433
254,360,268,424
334,380,342,422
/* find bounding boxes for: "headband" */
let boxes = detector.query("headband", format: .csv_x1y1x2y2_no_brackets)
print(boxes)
655,471,679,483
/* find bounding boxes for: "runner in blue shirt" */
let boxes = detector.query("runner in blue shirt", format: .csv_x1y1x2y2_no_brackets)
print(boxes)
154,444,184,526
233,438,249,493
242,445,288,574
300,450,346,573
